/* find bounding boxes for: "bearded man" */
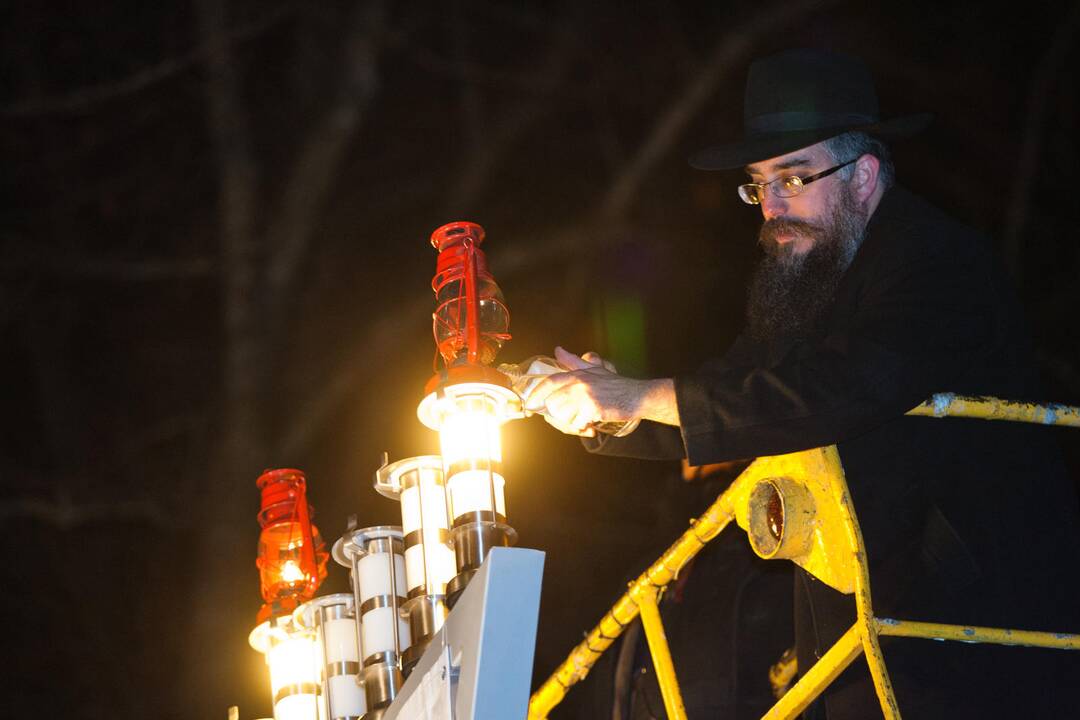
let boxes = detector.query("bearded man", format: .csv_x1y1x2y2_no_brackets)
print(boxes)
526,49,1080,719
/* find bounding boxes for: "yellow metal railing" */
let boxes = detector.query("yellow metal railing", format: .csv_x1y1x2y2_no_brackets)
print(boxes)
528,397,1080,720
907,393,1080,426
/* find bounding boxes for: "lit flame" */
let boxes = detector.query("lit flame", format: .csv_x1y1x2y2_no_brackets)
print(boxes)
268,633,318,688
280,559,305,584
438,393,507,519
438,395,503,467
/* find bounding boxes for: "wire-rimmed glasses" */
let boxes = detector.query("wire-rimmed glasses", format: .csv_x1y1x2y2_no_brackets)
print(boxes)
738,158,857,205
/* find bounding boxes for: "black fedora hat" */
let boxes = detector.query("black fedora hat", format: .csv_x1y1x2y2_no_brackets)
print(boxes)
690,48,932,170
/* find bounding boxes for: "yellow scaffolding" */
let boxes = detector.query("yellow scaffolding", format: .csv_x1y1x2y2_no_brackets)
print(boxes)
527,397,1080,719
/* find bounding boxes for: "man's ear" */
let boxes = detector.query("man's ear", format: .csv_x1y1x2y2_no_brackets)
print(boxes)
851,153,880,202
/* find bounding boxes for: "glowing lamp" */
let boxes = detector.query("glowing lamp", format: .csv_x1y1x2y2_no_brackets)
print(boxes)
256,469,329,623
434,386,520,604
374,455,455,672
416,221,522,430
249,616,322,720
333,524,411,720
294,594,366,720
416,221,521,606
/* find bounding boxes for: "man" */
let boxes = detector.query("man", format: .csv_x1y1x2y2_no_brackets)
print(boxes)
526,49,1080,718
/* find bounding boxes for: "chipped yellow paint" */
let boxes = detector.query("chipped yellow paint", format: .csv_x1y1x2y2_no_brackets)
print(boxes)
526,479,738,719
637,585,688,720
529,395,1080,720
907,394,1080,427
734,447,860,594
875,618,1080,650
768,648,798,700
763,624,863,719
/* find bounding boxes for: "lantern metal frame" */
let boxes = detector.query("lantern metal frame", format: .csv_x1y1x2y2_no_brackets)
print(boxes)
333,525,410,720
249,614,321,720
293,593,366,720
373,454,458,673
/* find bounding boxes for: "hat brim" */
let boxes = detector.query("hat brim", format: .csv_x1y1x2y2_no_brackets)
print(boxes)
689,113,933,171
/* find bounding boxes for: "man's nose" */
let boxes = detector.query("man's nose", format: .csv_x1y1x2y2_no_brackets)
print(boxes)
760,190,788,220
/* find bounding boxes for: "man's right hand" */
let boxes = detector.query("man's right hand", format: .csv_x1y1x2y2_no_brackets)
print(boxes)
523,346,680,436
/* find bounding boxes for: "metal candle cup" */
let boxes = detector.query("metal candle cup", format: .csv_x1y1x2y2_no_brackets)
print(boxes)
249,616,321,720
294,594,366,720
333,525,411,720
374,455,455,673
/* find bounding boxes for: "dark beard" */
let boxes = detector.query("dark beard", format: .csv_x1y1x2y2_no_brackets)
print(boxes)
746,187,866,342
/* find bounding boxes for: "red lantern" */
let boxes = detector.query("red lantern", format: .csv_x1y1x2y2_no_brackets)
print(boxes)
419,222,521,605
425,221,512,386
255,468,328,622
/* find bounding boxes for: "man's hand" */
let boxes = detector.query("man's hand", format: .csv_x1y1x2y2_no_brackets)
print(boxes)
523,346,679,436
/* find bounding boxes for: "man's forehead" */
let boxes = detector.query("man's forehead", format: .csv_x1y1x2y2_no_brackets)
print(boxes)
745,143,829,176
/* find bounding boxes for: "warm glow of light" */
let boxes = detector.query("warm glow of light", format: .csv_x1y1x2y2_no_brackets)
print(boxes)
280,559,305,584
437,391,509,521
267,633,319,694
275,694,321,720
400,468,455,592
447,470,506,519
438,395,503,467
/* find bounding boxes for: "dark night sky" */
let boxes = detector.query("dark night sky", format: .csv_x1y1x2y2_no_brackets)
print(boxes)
2,1,1078,718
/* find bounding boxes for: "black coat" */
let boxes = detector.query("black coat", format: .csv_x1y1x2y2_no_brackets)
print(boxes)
588,186,1080,718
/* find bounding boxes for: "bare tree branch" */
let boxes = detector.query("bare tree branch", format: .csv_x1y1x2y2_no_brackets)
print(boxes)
1,3,297,117
599,0,844,221
1001,2,1080,285
198,0,264,473
264,0,388,307
0,494,173,529
280,0,846,456
188,1,266,715
443,5,582,216
2,253,215,280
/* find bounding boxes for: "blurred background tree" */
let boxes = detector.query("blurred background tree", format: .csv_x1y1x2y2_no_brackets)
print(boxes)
1,1,1077,717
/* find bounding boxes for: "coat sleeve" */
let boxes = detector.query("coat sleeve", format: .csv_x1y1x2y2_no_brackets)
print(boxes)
675,229,996,466
582,419,687,460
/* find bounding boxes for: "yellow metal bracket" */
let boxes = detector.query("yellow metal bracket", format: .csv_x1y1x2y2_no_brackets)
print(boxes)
528,397,1080,720
637,585,688,720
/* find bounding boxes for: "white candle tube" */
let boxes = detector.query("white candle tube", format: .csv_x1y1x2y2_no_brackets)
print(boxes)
268,634,319,693
438,401,502,469
404,541,455,594
447,470,506,519
400,470,449,536
327,675,366,717
426,541,456,590
404,544,425,592
322,617,358,664
356,553,406,602
274,694,320,720
357,553,391,599
360,606,412,658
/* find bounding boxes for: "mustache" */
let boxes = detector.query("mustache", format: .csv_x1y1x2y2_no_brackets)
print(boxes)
758,217,825,254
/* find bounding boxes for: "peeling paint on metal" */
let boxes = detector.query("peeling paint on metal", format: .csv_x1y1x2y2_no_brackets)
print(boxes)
932,392,955,417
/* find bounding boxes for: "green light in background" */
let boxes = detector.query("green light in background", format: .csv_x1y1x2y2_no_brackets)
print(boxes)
592,293,648,377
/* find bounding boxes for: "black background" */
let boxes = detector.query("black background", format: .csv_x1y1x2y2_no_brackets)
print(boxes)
2,1,1078,718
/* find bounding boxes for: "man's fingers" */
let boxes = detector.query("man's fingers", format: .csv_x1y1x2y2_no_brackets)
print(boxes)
581,351,603,366
554,345,592,370
581,350,616,373
544,408,596,436
523,372,579,412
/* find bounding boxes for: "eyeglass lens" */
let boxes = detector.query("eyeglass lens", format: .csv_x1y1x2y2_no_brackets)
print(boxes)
738,175,804,205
